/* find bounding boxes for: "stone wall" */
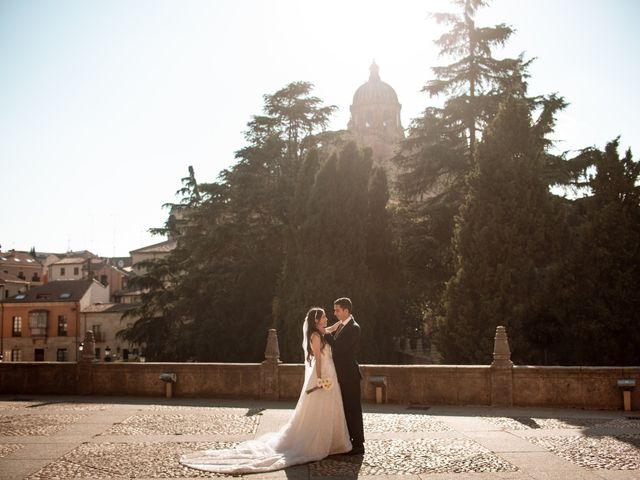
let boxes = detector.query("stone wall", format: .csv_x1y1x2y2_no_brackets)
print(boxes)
1,361,638,410
0,328,637,410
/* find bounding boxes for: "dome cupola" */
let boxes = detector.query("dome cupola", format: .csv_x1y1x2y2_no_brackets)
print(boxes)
352,61,400,106
348,62,404,167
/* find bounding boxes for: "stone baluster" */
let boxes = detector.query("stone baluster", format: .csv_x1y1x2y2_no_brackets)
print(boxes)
490,326,514,406
261,329,281,400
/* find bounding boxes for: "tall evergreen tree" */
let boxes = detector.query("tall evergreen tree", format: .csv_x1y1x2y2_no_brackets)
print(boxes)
275,142,399,363
118,166,205,360
426,0,525,157
394,0,537,350
440,97,563,363
550,139,640,365
121,83,336,361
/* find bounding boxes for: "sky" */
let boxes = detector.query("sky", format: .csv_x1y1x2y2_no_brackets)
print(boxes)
1,0,638,257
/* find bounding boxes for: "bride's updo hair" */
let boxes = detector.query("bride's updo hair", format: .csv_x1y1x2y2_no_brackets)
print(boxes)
305,307,326,365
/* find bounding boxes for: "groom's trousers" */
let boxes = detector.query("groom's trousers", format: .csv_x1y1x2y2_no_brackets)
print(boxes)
340,380,364,448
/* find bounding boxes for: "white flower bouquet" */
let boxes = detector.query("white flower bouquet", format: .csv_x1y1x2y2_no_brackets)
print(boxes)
306,377,333,394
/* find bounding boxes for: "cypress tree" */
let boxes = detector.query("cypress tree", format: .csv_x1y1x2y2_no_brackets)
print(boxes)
440,97,562,363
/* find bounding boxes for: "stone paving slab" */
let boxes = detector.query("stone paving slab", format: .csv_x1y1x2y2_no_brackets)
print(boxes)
529,435,640,470
0,413,86,436
103,410,260,436
0,395,638,479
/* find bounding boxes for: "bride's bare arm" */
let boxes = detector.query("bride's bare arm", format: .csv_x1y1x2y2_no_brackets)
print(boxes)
324,322,340,334
310,333,322,378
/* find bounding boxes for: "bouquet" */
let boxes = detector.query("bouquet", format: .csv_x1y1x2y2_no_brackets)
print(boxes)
306,377,333,394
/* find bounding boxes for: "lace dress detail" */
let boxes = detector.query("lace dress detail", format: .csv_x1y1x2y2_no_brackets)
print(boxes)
180,345,351,474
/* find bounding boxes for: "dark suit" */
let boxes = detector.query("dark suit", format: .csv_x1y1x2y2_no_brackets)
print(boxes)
325,317,364,449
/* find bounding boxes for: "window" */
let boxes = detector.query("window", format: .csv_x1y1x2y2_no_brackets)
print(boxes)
29,311,48,336
100,274,108,285
57,315,68,336
11,349,22,361
34,349,44,361
12,316,22,336
93,324,104,342
60,267,65,276
74,267,79,275
56,348,68,362
95,347,100,359
17,271,25,279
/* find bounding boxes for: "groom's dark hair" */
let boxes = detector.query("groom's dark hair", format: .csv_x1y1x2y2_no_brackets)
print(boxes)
334,297,352,313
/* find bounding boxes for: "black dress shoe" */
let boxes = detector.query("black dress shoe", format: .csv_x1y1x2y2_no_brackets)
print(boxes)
346,445,365,455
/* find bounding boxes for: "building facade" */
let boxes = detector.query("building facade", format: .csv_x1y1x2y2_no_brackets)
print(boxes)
130,239,176,276
1,280,109,362
81,303,141,361
0,251,44,288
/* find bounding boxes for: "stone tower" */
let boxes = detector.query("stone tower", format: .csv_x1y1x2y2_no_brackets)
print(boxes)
348,62,404,169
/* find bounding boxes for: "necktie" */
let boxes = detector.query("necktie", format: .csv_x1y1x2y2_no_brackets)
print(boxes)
335,323,344,337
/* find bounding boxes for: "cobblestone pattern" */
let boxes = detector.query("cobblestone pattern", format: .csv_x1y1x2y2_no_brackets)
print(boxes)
363,412,452,433
145,406,259,415
103,411,260,436
0,443,24,458
530,435,640,470
27,402,111,412
310,438,517,476
0,414,85,436
0,401,40,410
483,416,640,430
27,442,235,479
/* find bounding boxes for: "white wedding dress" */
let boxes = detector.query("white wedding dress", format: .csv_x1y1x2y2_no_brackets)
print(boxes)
180,343,352,474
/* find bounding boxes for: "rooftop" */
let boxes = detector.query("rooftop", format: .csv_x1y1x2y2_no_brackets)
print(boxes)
0,251,42,266
130,239,177,255
1,280,96,303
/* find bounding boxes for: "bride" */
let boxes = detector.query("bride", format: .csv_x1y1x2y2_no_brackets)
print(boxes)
180,307,352,474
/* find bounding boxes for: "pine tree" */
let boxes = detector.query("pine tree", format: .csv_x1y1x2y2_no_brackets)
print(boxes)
118,166,205,360
440,97,563,363
393,0,539,350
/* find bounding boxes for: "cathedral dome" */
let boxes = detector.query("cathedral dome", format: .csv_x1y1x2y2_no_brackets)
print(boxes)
352,62,399,105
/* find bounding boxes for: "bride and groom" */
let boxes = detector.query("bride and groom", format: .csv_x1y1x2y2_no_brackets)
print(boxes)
180,297,364,474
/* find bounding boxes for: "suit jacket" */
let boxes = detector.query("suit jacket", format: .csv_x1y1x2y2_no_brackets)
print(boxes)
326,318,362,384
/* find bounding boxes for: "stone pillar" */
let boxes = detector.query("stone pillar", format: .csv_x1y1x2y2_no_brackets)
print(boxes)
490,326,514,406
260,329,281,400
81,331,97,363
76,331,97,395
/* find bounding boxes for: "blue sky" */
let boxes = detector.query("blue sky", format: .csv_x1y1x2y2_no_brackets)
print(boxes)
1,0,638,257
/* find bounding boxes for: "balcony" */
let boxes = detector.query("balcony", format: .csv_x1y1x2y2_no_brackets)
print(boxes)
29,311,48,337
30,327,47,337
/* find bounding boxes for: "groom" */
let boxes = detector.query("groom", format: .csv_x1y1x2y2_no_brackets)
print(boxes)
325,297,365,455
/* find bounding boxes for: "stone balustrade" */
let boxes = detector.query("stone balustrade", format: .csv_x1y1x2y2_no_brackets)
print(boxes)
0,327,637,411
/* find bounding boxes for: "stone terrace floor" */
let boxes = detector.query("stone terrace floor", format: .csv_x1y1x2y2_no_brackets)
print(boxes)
0,395,639,479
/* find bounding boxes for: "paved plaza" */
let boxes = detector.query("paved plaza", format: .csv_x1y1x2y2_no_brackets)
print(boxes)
0,395,638,479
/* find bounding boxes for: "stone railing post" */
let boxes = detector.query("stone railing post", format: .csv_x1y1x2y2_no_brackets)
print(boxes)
76,330,97,395
490,326,514,406
261,329,281,400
